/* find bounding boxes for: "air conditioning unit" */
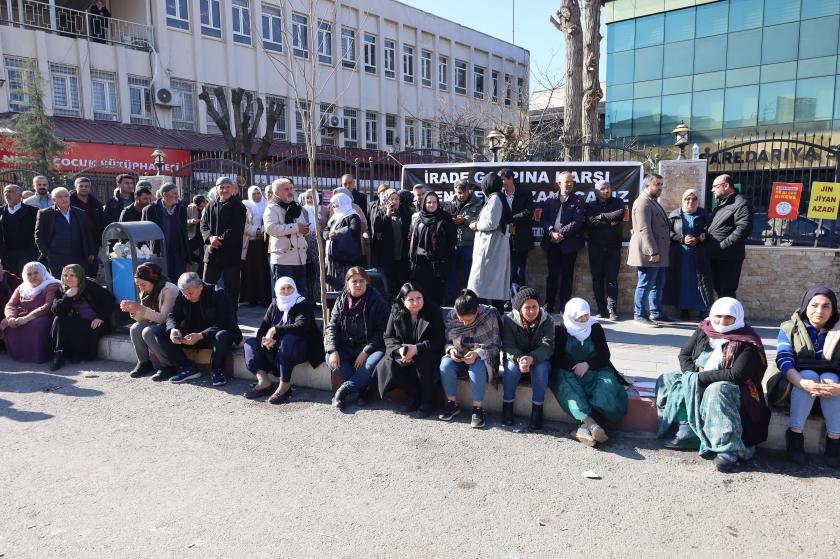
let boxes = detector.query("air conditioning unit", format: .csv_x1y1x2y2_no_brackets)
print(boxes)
323,114,343,129
154,87,180,108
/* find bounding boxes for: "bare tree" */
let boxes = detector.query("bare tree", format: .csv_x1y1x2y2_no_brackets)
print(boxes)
581,0,603,161
551,1,582,161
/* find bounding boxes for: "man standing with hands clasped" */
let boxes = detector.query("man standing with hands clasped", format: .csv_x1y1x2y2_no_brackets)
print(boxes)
200,176,246,316
706,174,753,299
586,179,625,321
627,174,672,327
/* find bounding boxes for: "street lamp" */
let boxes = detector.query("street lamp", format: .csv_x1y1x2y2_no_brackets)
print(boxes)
671,121,690,160
485,128,505,162
152,148,166,175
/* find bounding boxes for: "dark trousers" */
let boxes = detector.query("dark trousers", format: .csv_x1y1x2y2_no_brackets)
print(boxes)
545,246,578,312
4,247,39,276
376,352,439,408
446,244,473,304
510,249,529,298
710,258,744,298
411,256,445,307
155,329,236,371
243,334,307,382
588,243,620,313
204,261,241,316
48,253,88,279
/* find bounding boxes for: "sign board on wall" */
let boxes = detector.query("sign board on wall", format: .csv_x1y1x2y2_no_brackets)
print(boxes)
806,181,840,220
767,182,803,219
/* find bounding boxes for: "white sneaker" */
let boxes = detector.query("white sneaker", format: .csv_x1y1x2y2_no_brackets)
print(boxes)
572,425,597,447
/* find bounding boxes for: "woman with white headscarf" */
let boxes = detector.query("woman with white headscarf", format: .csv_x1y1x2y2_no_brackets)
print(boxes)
549,297,629,447
323,192,362,290
243,277,323,404
2,262,62,363
299,189,328,301
657,297,770,473
240,185,271,305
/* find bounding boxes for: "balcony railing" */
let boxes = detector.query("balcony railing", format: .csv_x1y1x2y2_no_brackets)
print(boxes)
0,1,154,51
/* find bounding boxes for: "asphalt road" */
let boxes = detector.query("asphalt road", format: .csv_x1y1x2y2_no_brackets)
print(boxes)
1,357,838,558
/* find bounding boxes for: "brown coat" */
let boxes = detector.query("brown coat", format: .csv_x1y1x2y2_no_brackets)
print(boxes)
627,192,670,268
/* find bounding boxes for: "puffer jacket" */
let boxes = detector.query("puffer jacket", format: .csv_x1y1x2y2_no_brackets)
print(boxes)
264,200,310,266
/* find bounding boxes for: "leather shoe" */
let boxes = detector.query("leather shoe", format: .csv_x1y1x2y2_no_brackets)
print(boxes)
268,387,292,405
49,350,64,371
244,384,277,399
129,361,155,378
664,435,700,450
331,383,351,409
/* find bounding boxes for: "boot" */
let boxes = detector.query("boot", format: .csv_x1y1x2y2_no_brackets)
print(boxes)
785,429,807,465
529,404,544,431
49,350,64,371
825,436,840,469
502,402,514,426
331,383,351,409
607,300,619,322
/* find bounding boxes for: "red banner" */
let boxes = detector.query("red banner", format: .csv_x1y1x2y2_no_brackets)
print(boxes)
768,182,803,219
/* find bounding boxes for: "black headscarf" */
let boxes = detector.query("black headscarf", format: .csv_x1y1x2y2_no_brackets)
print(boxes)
417,191,445,226
481,172,512,231
414,191,447,256
799,285,839,331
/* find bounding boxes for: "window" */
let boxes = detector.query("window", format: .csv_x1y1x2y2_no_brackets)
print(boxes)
607,19,635,53
200,0,221,38
266,95,287,140
341,27,356,69
365,111,378,149
404,118,416,148
166,0,189,30
692,88,724,130
420,50,432,87
4,56,34,112
171,79,196,130
50,64,80,117
729,0,763,32
261,5,282,52
799,16,839,60
763,23,799,65
695,2,728,38
232,0,251,45
635,13,664,47
636,45,664,80
632,97,661,136
724,85,759,128
384,39,396,78
403,45,414,83
385,113,397,147
472,128,485,154
295,99,309,142
91,70,118,121
319,103,336,145
203,85,226,133
796,76,834,122
128,75,152,125
438,55,448,90
607,50,635,83
454,59,467,95
517,77,525,108
759,81,795,125
664,8,693,43
727,30,761,70
364,33,376,74
491,70,499,102
473,65,485,99
504,74,512,106
343,108,358,147
292,13,309,58
318,21,333,64
421,120,432,149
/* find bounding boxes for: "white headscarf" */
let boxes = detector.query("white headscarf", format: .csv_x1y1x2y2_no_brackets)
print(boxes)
244,185,267,220
563,298,596,343
19,261,61,300
704,297,746,370
274,277,305,322
298,191,317,229
328,192,355,229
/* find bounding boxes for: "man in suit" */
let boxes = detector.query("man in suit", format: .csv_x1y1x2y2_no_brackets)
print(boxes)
627,174,671,327
539,171,586,313
142,182,190,282
0,184,39,276
34,187,95,277
707,174,754,298
341,174,368,220
200,176,246,316
500,168,534,302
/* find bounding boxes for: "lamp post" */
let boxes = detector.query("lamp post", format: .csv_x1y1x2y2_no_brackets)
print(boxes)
152,148,166,175
485,128,505,162
672,121,690,160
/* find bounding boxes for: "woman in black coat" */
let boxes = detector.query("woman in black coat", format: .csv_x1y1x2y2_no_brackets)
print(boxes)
50,263,115,370
664,189,714,319
370,188,411,295
375,282,445,418
408,191,456,306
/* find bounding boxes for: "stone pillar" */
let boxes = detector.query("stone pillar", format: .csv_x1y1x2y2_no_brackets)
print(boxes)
657,159,709,214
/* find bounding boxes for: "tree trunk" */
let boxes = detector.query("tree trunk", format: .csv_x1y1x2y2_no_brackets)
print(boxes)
581,0,603,162
553,2,582,161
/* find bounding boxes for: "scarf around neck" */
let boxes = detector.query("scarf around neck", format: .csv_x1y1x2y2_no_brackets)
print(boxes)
563,298,596,342
274,277,305,322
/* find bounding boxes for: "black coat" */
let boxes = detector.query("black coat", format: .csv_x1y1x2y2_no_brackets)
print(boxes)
408,212,457,272
143,200,190,258
351,189,368,221
586,196,625,248
707,193,753,261
509,185,535,253
51,278,115,331
663,208,715,309
255,299,325,367
200,195,247,267
324,288,388,355
34,206,95,264
540,193,586,253
0,203,38,260
370,205,411,269
550,323,628,384
165,282,243,343
104,189,133,227
383,303,446,358
69,192,105,249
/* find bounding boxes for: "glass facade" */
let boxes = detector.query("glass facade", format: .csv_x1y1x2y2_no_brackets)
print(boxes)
605,0,840,144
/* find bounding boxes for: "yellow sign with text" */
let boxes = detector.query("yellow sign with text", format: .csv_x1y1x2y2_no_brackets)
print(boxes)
807,182,840,220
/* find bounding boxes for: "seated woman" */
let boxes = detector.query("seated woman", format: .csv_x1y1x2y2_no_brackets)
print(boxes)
657,297,770,473
501,287,555,430
325,266,388,410
549,298,628,446
772,286,840,467
375,283,445,418
2,262,61,363
119,263,179,380
439,289,501,429
244,277,323,404
50,264,115,370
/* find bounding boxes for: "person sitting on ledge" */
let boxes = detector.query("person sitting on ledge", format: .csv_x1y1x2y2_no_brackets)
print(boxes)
501,287,555,430
770,286,840,468
2,262,61,363
120,263,180,381
155,272,243,387
549,298,628,446
656,297,770,473
243,277,323,404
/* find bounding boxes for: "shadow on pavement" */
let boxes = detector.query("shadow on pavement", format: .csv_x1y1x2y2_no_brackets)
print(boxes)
0,371,104,398
0,397,53,422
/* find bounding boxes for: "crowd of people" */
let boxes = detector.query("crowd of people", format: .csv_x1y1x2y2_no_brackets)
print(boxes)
0,169,836,473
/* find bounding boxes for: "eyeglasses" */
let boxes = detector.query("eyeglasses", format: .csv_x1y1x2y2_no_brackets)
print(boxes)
711,183,728,189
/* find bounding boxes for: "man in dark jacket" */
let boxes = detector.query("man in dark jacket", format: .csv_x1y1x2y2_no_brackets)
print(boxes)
540,171,586,313
155,272,243,388
585,179,625,320
70,177,105,276
444,179,483,303
142,182,190,280
707,174,753,298
200,176,246,315
34,187,95,277
500,168,535,300
119,183,153,222
103,173,136,227
0,184,39,276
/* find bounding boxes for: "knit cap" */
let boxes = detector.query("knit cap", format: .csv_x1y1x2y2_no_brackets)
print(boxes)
512,287,540,311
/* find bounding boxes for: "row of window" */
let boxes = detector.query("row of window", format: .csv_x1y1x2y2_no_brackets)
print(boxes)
165,1,526,106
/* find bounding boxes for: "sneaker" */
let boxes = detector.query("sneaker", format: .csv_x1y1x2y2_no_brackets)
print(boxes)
593,310,608,319
211,369,227,387
572,425,597,447
129,361,155,378
438,400,461,421
470,408,485,429
170,366,201,384
633,316,660,328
